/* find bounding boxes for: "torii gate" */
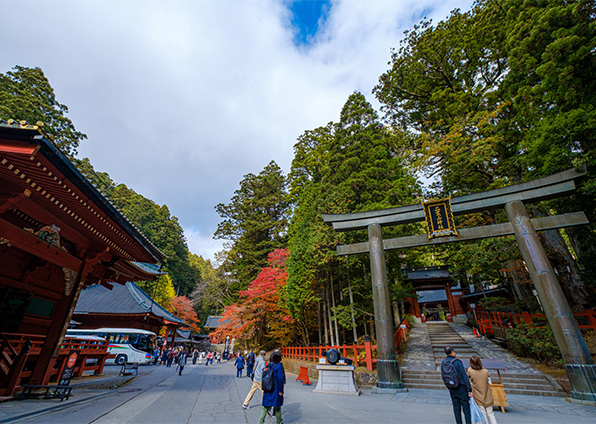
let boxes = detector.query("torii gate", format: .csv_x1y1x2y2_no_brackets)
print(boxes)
323,167,596,401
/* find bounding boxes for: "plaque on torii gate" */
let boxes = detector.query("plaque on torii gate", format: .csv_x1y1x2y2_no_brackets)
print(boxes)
323,167,596,401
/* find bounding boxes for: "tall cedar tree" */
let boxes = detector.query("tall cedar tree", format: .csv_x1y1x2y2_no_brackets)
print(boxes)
0,66,86,156
286,92,420,345
214,161,290,293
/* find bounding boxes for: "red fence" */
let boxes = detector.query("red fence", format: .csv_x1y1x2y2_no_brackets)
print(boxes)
280,318,410,371
474,308,596,335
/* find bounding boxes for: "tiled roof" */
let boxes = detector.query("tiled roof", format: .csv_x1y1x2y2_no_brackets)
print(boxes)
75,282,186,325
418,289,448,303
204,316,228,328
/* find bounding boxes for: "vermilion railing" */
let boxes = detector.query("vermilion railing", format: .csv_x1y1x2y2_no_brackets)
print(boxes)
280,318,410,371
474,308,596,335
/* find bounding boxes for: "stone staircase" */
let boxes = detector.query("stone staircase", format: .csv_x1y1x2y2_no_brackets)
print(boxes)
401,322,566,397
427,322,478,366
402,369,566,397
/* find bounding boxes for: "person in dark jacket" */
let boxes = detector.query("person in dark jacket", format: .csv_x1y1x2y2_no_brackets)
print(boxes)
258,352,284,424
234,353,245,378
442,346,473,424
177,349,188,376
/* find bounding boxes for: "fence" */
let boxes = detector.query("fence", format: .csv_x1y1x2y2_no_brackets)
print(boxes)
280,318,410,371
474,308,596,335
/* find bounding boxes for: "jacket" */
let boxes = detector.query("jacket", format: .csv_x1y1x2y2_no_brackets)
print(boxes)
262,362,284,407
234,356,245,369
253,355,266,382
467,367,494,407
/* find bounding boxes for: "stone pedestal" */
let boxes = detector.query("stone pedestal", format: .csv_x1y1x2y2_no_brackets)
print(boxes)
313,364,361,396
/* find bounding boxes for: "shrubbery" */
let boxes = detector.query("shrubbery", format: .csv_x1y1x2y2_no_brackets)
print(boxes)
506,324,562,364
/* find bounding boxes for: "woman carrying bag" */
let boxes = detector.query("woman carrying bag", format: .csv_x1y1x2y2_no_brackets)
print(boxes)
467,355,498,424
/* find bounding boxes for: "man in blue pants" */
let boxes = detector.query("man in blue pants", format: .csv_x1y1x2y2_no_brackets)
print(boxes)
441,346,473,424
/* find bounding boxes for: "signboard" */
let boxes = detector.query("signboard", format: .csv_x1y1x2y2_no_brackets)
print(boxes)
58,350,79,386
423,198,458,239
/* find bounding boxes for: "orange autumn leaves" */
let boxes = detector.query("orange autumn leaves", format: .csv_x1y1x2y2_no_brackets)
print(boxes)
169,295,201,333
212,249,295,346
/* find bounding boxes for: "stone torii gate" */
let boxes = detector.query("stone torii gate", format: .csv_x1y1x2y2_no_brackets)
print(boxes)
322,167,596,401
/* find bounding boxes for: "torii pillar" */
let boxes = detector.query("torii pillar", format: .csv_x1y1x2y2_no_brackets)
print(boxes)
369,224,405,393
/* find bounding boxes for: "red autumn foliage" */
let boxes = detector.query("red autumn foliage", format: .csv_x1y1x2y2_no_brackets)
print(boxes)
169,296,201,333
212,249,294,345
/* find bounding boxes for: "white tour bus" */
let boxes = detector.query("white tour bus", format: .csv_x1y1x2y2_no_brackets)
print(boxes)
66,328,156,365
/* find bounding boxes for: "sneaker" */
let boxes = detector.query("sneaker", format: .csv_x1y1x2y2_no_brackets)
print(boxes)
242,404,249,410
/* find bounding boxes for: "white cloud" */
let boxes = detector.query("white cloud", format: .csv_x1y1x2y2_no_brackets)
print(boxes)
0,0,474,260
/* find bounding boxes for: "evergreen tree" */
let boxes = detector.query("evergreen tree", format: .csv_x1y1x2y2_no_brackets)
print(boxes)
214,161,290,291
0,66,86,156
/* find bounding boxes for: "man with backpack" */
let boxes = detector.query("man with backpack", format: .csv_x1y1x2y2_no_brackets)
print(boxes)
441,346,473,424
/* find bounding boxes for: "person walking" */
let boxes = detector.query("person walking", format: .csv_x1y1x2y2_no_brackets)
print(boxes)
192,349,198,365
246,349,256,378
242,350,266,409
258,352,284,424
441,346,473,424
467,355,498,424
234,352,245,378
177,349,188,375
205,351,211,366
166,349,174,367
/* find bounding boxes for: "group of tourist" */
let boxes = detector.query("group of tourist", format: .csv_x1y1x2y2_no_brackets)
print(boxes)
152,347,222,374
442,345,498,424
236,349,286,424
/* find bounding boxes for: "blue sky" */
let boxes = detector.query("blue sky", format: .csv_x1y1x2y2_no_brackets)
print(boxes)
0,0,474,261
287,0,331,45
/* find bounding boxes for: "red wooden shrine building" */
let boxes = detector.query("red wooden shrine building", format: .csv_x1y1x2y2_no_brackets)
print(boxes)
0,121,165,397
403,266,470,323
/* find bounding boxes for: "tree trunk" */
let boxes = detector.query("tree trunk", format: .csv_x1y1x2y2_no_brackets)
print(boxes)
322,289,329,345
393,301,401,327
347,265,358,343
532,206,588,308
330,272,340,345
326,283,335,346
317,299,322,346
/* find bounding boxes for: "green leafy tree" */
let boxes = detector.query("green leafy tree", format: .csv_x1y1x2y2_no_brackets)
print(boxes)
0,66,86,155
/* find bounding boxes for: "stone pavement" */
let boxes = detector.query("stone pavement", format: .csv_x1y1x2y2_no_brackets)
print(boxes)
0,360,593,423
400,321,436,371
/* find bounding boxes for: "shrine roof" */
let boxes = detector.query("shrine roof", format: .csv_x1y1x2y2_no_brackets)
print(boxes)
403,265,451,281
204,315,228,328
75,282,186,326
0,120,165,264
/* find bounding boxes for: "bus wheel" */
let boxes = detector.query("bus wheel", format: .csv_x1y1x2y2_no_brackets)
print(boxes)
116,354,128,365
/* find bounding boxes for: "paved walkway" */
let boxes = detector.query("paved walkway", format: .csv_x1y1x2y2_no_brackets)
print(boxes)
0,360,594,423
